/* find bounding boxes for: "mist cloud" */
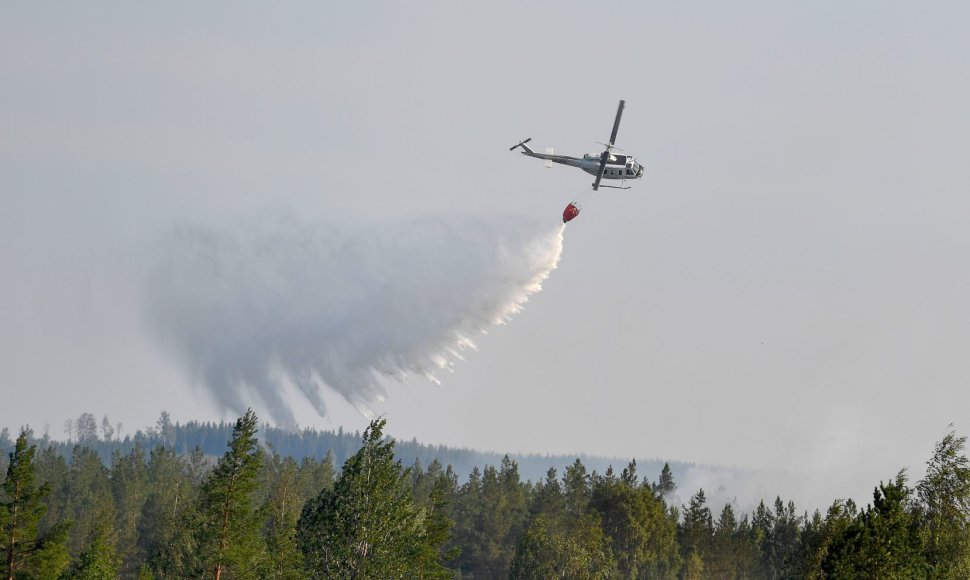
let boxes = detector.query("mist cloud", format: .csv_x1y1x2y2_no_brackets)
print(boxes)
142,214,564,427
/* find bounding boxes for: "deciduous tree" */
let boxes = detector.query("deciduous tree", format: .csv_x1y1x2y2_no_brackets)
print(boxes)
297,418,439,578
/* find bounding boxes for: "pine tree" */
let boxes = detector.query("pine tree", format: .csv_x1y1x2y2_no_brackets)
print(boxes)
1,430,69,580
195,409,266,579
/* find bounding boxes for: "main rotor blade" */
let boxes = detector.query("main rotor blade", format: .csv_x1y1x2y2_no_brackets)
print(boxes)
608,100,625,146
592,151,609,191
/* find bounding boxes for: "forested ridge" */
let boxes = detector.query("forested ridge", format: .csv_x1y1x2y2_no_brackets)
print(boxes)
2,411,969,578
0,412,695,490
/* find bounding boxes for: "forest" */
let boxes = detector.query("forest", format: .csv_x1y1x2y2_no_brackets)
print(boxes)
2,410,969,579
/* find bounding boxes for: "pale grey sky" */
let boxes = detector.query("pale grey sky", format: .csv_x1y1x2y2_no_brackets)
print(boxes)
3,2,970,507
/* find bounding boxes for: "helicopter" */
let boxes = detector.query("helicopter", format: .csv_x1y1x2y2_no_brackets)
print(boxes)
510,99,643,194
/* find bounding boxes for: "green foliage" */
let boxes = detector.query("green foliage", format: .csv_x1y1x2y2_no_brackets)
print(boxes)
410,476,460,578
918,427,970,576
1,430,69,580
263,454,304,579
563,459,591,517
450,456,530,577
679,488,713,567
194,408,266,579
5,414,970,579
653,462,676,499
25,522,71,580
822,472,927,577
110,443,149,576
63,446,114,555
297,418,451,579
591,463,679,578
710,503,739,579
33,446,69,538
509,513,616,579
138,446,196,578
61,527,120,580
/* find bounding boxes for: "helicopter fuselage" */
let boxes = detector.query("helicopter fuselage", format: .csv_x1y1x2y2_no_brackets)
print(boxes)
515,147,644,182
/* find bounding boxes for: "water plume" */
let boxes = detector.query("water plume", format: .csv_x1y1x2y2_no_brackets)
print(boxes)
143,213,564,427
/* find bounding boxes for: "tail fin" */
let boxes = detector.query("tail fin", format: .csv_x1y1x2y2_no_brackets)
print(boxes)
509,138,535,154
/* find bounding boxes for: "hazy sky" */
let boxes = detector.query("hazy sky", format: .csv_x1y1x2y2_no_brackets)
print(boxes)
3,2,970,507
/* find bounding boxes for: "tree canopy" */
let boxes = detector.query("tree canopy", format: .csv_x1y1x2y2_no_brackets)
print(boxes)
1,413,969,578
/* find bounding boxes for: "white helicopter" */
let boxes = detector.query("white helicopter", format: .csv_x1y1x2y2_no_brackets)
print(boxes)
510,100,643,192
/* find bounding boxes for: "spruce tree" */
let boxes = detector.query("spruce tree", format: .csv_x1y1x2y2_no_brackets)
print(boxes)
530,468,564,520
711,503,739,579
653,462,676,499
451,466,484,575
679,489,714,574
563,459,591,517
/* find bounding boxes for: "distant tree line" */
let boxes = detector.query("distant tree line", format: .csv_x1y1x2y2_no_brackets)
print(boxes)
2,411,969,578
8,411,685,490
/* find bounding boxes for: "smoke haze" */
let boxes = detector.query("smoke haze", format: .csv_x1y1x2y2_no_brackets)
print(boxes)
143,214,564,427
